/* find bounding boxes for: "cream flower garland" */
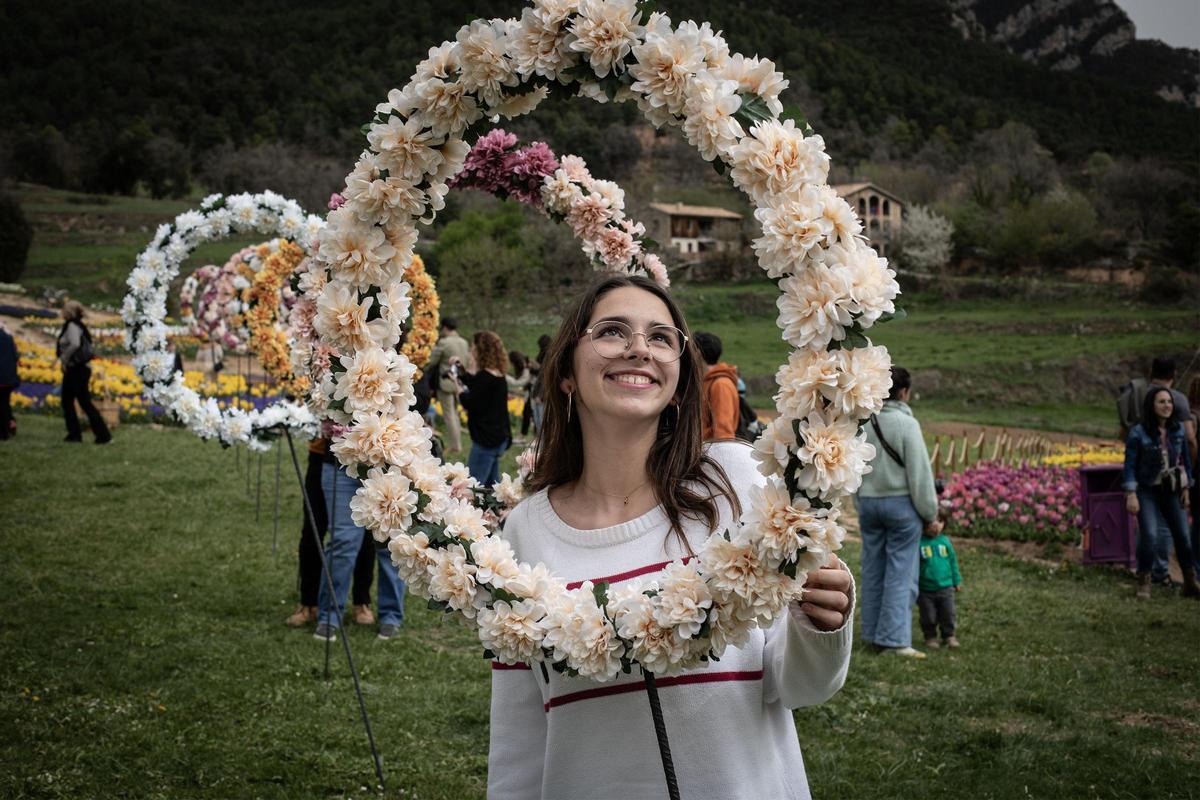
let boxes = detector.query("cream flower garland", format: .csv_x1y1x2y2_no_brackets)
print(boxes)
123,192,323,448
310,1,900,680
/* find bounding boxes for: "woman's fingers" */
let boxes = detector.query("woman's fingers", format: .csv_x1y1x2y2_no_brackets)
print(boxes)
804,566,851,593
802,587,850,613
800,602,845,631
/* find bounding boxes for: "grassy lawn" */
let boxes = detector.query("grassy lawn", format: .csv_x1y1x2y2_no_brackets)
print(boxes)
2,414,1198,798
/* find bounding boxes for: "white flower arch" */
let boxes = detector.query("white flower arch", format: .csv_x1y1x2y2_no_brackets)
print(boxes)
311,1,899,680
123,192,324,449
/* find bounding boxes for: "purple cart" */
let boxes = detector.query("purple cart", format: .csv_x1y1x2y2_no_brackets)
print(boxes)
1080,464,1136,568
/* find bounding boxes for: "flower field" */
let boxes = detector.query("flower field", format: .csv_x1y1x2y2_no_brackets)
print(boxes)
12,336,286,423
941,461,1085,544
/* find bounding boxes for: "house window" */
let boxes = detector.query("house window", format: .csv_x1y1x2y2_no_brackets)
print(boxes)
883,199,891,216
869,196,880,217
858,198,866,215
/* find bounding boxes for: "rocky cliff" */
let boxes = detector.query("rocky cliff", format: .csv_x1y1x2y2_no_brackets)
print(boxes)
949,0,1199,106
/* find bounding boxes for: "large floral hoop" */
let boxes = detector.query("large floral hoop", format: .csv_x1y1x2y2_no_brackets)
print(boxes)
311,2,898,681
242,240,310,397
123,192,324,448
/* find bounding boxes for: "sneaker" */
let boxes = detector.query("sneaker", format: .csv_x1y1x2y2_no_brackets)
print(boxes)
377,624,401,641
312,623,338,642
879,646,926,659
353,605,375,625
944,636,961,649
95,433,112,445
924,638,940,649
285,605,318,627
64,435,82,443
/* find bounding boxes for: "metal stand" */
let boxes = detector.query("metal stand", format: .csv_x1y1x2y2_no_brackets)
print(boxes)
643,671,680,800
283,428,386,791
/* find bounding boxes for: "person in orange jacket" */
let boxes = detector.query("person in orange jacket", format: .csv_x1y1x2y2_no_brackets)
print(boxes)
694,331,741,441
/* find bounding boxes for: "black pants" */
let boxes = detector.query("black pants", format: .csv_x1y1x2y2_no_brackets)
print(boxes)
918,588,957,640
0,386,12,439
297,452,374,607
62,366,110,441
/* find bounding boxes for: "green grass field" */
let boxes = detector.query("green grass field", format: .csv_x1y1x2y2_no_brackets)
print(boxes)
2,415,1198,799
12,184,1199,436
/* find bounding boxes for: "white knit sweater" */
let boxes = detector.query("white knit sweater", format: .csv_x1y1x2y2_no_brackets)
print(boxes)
488,441,855,800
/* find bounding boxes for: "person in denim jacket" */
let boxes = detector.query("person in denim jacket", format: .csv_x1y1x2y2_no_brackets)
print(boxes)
1123,386,1197,599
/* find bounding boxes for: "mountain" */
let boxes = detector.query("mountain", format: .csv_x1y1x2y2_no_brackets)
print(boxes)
949,0,1200,107
0,0,1196,199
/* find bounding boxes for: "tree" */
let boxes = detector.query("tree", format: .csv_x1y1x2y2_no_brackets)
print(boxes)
0,192,33,283
897,205,954,271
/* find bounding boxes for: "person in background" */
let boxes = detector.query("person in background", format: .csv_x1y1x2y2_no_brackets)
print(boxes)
167,340,185,375
507,350,532,443
312,454,406,642
1118,358,1198,588
856,366,939,658
1189,376,1200,566
56,300,111,445
1123,386,1198,600
918,525,962,649
455,331,511,487
527,334,552,435
0,321,18,440
425,317,470,456
693,331,741,441
285,437,378,628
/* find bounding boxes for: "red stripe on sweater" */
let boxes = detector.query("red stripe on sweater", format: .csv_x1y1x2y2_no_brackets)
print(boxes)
565,556,695,591
543,670,763,712
491,661,532,671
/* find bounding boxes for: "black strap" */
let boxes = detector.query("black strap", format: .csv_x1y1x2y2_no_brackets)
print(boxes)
870,414,905,468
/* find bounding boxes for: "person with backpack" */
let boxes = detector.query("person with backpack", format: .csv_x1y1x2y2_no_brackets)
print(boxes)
56,300,111,445
0,320,18,440
856,366,939,658
1123,386,1198,600
694,331,746,441
1117,357,1197,586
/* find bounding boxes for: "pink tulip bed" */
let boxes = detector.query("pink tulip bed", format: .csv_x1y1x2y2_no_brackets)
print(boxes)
940,461,1084,544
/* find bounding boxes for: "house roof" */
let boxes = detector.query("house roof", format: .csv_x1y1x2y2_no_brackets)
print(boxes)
649,202,743,220
831,182,905,205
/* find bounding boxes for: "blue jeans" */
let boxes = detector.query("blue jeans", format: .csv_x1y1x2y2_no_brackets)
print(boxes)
318,463,406,628
857,495,923,648
468,440,508,487
1135,486,1194,575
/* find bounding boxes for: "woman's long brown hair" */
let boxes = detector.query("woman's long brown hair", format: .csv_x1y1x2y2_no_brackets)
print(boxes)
527,274,740,550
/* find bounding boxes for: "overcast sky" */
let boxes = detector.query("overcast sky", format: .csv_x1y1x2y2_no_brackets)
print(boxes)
1118,0,1200,50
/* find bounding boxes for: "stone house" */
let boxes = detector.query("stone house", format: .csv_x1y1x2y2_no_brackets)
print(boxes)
832,182,904,256
647,202,744,261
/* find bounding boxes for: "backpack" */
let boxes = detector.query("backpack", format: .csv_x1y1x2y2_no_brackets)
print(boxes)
58,320,95,369
1117,378,1149,433
715,373,761,442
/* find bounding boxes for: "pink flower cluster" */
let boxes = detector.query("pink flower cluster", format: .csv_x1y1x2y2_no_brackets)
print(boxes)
941,461,1084,543
450,129,559,205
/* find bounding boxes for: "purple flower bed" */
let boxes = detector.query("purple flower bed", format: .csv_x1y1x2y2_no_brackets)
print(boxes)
941,461,1084,544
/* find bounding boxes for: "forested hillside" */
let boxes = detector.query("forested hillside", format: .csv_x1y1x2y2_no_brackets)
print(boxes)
2,0,1196,196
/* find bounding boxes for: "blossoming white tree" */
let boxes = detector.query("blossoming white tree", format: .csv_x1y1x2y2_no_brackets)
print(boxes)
898,205,955,272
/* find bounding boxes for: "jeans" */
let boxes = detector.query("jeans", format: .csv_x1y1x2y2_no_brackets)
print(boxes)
468,440,508,487
1135,486,1194,575
530,399,545,435
317,463,406,628
857,495,923,648
297,452,375,607
61,366,111,441
918,588,957,641
0,386,12,439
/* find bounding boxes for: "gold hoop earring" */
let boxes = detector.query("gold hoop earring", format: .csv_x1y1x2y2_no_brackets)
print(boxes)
567,391,574,424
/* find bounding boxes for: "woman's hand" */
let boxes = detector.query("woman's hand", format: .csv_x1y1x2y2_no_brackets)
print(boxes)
800,556,852,632
1125,492,1139,515
924,518,944,536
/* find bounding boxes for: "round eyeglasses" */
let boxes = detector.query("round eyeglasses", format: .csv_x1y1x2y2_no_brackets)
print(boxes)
583,320,688,362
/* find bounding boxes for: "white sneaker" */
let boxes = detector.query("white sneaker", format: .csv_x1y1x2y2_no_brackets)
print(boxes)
879,646,926,659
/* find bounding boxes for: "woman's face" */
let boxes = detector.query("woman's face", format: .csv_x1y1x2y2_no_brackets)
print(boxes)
568,286,682,427
1154,390,1174,421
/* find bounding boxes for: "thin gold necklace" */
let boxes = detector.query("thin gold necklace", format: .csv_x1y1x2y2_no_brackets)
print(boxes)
581,478,651,506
